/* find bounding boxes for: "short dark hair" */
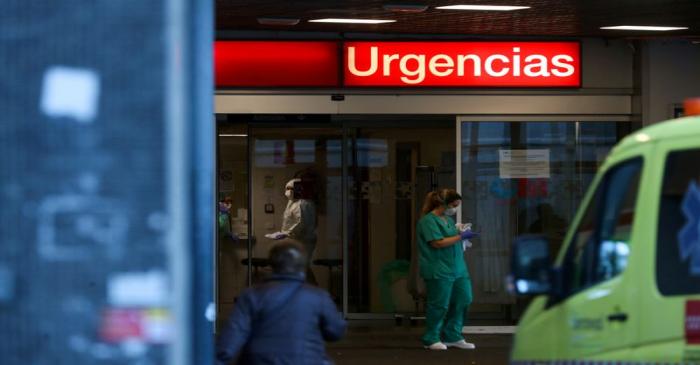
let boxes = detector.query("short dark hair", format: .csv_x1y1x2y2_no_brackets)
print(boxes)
269,241,307,274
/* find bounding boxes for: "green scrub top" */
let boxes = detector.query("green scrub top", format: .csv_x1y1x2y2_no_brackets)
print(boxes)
417,212,468,280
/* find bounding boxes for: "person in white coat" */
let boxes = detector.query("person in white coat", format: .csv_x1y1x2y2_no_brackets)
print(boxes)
275,178,318,284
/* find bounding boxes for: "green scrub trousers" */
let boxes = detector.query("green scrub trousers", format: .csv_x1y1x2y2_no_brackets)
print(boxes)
416,212,474,346
423,276,473,345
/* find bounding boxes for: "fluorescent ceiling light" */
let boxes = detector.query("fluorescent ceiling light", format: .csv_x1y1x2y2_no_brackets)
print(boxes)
600,25,688,31
436,5,530,11
219,134,248,137
308,18,396,24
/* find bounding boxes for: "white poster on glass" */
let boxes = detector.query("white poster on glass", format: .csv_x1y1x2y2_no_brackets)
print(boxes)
499,149,550,178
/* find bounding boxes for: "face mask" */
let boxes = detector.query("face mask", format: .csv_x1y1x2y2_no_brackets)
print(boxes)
285,190,293,200
445,207,458,216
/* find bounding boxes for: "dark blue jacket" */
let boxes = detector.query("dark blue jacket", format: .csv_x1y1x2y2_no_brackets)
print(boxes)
216,273,347,365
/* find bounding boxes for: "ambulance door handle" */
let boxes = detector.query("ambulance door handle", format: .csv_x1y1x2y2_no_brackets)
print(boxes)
607,312,628,323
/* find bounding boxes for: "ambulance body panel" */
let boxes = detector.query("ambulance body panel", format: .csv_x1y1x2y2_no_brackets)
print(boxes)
511,116,700,363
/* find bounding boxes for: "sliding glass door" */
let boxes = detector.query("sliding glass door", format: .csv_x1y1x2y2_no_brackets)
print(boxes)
216,116,636,322
458,120,635,317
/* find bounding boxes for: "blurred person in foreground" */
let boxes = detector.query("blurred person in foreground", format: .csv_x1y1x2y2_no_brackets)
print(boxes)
216,241,346,365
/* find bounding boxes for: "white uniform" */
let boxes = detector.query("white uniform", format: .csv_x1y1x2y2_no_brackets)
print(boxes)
281,198,317,257
280,178,317,260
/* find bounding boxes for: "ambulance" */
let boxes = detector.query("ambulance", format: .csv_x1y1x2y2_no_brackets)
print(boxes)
509,102,700,364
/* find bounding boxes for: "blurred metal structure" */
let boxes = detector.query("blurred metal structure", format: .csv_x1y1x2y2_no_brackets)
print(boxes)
0,1,213,364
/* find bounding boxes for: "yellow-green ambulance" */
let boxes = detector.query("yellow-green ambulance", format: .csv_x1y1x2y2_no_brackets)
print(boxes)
509,115,700,364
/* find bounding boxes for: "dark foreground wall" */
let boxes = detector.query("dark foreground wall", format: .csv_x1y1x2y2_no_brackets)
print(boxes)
0,1,213,364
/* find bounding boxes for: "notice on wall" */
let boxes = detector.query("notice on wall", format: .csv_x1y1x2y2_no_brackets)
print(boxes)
499,149,550,179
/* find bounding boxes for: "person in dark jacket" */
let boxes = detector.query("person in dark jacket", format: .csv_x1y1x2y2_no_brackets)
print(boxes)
216,241,346,365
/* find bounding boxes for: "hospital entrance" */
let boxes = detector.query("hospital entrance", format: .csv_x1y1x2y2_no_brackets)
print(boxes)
215,114,636,327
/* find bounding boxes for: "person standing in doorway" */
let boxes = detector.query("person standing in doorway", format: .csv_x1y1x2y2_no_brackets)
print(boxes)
417,189,478,350
269,178,318,284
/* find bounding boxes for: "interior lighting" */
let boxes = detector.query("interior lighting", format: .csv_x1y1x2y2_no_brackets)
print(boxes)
218,134,248,137
308,18,397,24
600,25,688,31
435,5,530,11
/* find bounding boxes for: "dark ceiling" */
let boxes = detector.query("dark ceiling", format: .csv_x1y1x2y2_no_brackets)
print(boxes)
217,0,700,38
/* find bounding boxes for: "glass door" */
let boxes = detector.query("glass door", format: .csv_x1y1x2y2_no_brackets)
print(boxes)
248,126,344,307
458,120,636,319
344,117,456,316
215,120,249,331
217,116,636,322
216,118,345,329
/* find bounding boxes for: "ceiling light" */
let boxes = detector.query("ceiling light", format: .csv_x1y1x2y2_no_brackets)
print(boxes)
383,4,429,13
436,5,530,11
308,18,396,24
600,25,688,31
257,17,300,26
219,134,248,137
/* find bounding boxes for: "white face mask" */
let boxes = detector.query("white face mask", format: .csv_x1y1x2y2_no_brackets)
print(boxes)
285,189,293,200
445,207,458,216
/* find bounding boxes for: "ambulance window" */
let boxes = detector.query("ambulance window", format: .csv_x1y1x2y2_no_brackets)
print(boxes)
565,157,642,296
657,148,700,296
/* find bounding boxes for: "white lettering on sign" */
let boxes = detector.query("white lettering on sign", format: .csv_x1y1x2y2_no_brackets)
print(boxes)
458,54,481,76
552,55,576,76
485,54,510,77
347,46,378,77
345,43,579,87
429,54,454,77
348,47,575,79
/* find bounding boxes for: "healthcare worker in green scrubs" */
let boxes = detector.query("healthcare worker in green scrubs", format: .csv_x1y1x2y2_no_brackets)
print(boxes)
417,189,478,350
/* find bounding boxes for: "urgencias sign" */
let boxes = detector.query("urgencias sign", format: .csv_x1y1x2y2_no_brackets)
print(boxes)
344,41,580,87
215,40,580,88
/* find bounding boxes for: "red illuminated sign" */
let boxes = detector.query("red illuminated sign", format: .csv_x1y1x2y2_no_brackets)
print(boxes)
344,41,580,87
215,41,339,87
215,41,580,88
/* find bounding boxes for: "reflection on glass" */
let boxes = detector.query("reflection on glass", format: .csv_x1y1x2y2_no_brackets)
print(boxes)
254,139,286,167
294,140,316,164
216,123,250,332
254,139,318,167
460,121,629,307
357,138,388,167
597,240,630,280
326,140,341,168
347,126,455,314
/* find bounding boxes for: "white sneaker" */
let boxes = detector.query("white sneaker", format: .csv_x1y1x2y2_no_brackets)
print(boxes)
424,342,448,350
444,339,476,349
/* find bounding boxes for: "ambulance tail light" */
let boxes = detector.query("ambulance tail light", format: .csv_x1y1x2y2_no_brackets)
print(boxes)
683,97,700,117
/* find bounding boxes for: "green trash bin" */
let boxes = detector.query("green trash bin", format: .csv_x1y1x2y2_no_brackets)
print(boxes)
378,260,410,313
